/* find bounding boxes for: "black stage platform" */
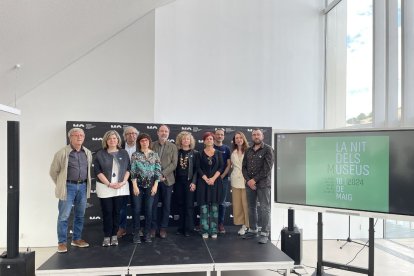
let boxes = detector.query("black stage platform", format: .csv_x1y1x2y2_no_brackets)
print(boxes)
36,228,293,276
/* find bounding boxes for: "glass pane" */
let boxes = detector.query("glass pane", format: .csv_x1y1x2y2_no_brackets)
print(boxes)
325,0,373,128
345,0,373,126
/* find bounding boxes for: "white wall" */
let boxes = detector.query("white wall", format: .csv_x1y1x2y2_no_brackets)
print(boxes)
154,0,325,129
0,11,156,247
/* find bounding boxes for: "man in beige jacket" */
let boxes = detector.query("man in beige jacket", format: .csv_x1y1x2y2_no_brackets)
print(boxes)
50,127,92,253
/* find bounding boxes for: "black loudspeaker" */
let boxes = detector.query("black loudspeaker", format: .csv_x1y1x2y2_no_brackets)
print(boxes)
288,208,294,231
7,121,20,258
281,227,303,265
0,252,35,276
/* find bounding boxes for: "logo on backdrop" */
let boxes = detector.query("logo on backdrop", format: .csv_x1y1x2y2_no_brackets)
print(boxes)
247,129,253,132
168,138,175,143
147,125,157,130
192,127,202,133
111,125,122,129
73,123,85,128
85,123,96,130
89,216,101,220
181,126,192,131
198,139,204,144
92,137,103,141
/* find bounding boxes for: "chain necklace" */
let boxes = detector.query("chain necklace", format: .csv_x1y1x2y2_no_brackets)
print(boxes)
179,152,189,169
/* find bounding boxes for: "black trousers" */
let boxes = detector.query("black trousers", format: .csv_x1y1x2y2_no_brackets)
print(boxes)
174,176,195,232
100,196,123,237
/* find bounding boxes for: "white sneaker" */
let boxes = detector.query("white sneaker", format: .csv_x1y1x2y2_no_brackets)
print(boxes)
111,235,118,246
102,237,110,247
211,234,218,239
202,233,209,239
238,225,247,235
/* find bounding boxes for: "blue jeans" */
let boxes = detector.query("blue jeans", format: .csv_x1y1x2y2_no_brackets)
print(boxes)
57,182,87,244
151,182,173,230
218,177,230,225
131,187,154,235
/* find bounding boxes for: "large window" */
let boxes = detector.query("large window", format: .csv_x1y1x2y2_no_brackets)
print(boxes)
325,0,414,246
325,0,373,128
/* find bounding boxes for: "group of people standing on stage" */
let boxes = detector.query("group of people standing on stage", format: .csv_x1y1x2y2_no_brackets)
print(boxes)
50,125,273,253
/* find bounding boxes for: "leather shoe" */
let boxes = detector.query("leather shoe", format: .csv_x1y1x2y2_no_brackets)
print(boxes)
117,228,126,238
71,239,89,248
57,243,67,253
160,228,167,239
150,229,156,238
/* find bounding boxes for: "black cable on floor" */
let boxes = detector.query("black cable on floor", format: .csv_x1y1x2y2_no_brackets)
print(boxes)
344,218,378,266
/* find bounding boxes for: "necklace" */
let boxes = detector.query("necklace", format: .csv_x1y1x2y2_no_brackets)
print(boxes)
179,152,189,169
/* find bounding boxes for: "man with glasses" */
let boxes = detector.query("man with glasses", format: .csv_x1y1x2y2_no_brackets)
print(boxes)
50,127,93,253
117,126,139,238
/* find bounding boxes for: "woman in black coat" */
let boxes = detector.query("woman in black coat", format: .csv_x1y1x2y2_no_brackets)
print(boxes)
174,131,199,237
197,132,223,239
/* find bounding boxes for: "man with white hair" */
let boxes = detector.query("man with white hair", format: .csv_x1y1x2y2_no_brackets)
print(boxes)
117,126,139,237
50,128,92,253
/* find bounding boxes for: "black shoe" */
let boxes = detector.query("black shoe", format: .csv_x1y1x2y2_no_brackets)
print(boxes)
184,232,191,237
133,233,141,244
258,235,269,244
243,231,258,239
176,228,184,235
145,234,152,243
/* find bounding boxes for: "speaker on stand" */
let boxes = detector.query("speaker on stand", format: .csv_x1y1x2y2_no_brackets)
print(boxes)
0,121,35,276
281,208,302,265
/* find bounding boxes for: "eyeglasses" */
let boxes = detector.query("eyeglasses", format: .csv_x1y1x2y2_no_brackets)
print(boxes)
126,133,138,136
71,134,85,137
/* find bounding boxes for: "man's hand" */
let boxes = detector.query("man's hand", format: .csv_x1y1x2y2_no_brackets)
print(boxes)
247,179,256,190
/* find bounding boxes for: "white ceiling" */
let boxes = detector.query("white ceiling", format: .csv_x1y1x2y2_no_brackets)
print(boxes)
0,0,174,106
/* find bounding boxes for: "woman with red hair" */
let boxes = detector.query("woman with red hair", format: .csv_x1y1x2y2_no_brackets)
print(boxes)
197,132,223,239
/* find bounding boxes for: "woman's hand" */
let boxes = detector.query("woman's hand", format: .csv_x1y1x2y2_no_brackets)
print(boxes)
151,185,157,196
133,182,140,196
189,183,196,192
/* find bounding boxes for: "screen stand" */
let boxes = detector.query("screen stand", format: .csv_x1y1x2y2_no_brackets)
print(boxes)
316,212,374,276
337,216,366,249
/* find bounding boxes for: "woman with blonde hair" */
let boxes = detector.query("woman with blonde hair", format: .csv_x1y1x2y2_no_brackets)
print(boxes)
94,130,130,247
230,131,250,235
174,131,199,237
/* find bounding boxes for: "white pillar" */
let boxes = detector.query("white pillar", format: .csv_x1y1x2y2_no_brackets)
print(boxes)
386,0,400,127
401,0,414,126
373,0,387,128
